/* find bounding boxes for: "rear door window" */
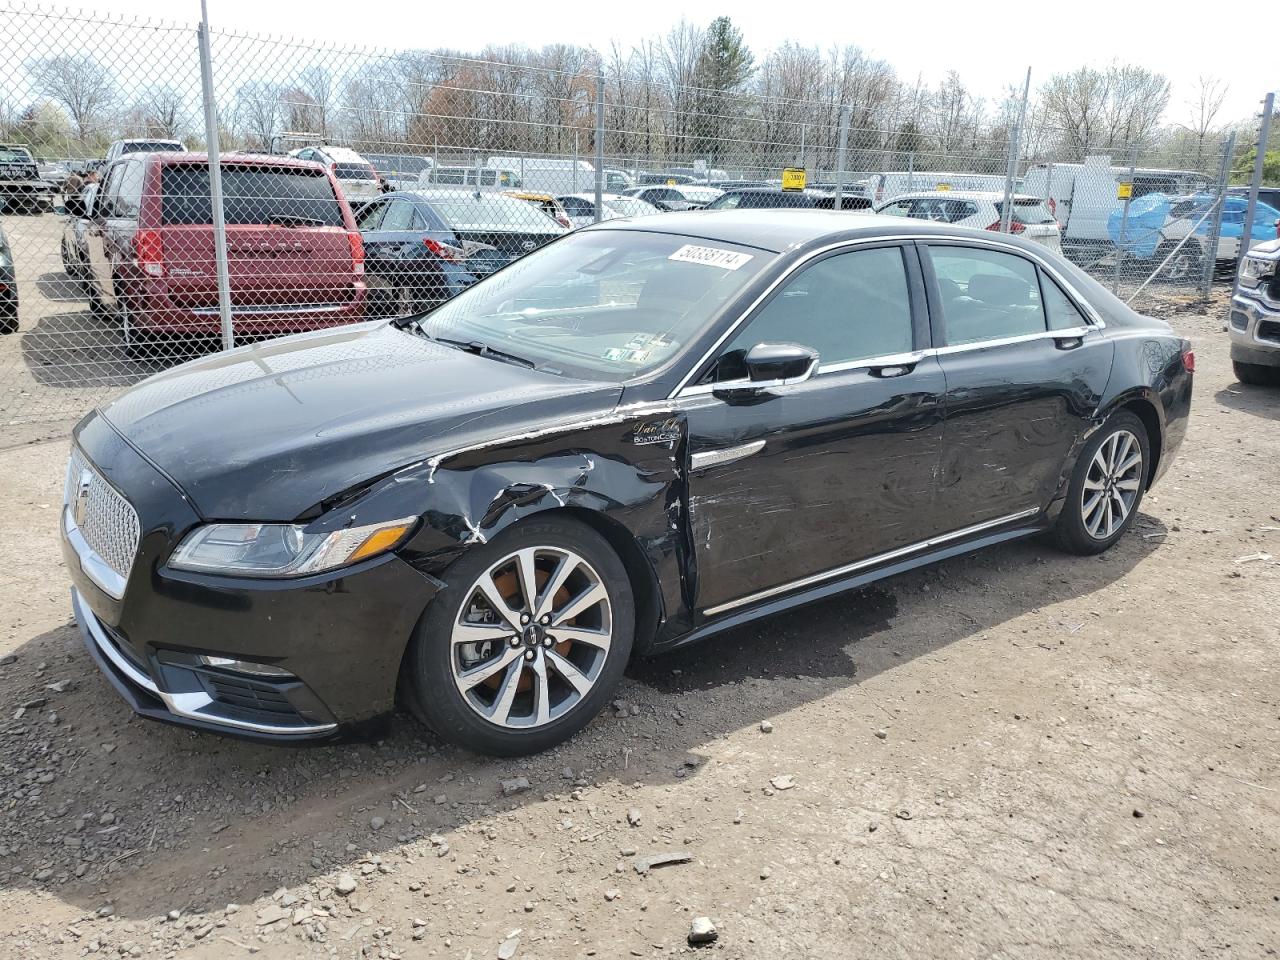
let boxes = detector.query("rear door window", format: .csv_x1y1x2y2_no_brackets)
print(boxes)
999,199,1056,225
926,246,1047,345
380,199,417,231
334,163,374,180
1040,272,1088,330
161,165,345,226
355,200,386,230
115,160,145,219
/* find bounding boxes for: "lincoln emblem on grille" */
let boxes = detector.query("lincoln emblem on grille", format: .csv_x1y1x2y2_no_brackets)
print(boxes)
73,470,92,528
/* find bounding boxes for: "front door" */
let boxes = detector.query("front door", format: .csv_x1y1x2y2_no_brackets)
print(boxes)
921,241,1115,528
680,243,946,615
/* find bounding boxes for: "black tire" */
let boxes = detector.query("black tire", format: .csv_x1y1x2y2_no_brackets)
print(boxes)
1155,241,1202,284
120,294,157,360
1051,410,1151,556
1233,360,1278,386
0,308,16,335
404,514,634,756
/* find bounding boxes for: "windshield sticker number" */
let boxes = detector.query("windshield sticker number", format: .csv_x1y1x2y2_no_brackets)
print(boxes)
668,244,754,270
603,347,653,364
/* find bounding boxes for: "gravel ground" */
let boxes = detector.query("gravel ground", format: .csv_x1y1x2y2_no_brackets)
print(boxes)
0,291,1278,959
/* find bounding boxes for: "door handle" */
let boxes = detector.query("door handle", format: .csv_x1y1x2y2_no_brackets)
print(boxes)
1054,335,1084,350
865,350,925,379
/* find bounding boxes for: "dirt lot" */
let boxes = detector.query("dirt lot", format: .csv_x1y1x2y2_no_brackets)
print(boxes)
0,254,1278,958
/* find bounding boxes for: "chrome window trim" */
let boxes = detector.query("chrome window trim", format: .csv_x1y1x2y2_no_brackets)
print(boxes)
701,507,1041,616
674,327,1096,400
669,233,1105,400
73,589,337,736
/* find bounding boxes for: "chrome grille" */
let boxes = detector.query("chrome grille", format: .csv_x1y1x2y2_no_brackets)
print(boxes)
64,448,140,585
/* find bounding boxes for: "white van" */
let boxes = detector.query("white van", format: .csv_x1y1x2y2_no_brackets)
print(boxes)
1021,156,1213,261
866,171,1008,206
419,165,521,189
486,156,597,194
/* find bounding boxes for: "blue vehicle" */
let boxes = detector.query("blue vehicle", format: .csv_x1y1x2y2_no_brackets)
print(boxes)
1108,193,1280,280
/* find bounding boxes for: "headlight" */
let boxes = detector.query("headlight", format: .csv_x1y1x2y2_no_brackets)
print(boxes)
1240,255,1277,282
169,517,417,577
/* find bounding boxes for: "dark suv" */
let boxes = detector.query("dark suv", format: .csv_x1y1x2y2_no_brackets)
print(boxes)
83,153,366,355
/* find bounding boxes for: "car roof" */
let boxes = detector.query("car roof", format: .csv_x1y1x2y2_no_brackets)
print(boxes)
557,192,635,202
410,188,524,203
588,209,994,253
883,190,1041,202
143,152,324,169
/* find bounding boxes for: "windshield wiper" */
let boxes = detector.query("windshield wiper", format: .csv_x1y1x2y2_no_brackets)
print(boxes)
431,335,538,369
266,215,326,227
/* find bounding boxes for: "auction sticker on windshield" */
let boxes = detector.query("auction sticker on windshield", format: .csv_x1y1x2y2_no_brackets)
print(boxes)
668,244,754,270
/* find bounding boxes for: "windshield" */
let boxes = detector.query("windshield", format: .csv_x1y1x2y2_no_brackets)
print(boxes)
422,192,560,231
603,197,658,218
122,141,184,154
418,230,770,381
161,165,345,226
0,146,33,163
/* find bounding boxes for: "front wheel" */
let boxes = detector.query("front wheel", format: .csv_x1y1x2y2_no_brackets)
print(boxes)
1052,411,1150,555
1155,242,1202,284
404,516,634,756
1233,360,1278,386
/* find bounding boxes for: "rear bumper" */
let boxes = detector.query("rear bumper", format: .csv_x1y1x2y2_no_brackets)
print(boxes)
125,281,367,335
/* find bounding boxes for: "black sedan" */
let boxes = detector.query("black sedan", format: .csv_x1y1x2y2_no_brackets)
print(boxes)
62,210,1193,755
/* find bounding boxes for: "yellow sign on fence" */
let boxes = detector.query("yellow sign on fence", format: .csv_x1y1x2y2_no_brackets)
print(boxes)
1117,182,1133,200
781,167,807,191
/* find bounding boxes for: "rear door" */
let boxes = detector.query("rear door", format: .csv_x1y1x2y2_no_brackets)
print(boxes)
158,163,355,315
681,243,946,615
86,160,136,309
922,241,1114,528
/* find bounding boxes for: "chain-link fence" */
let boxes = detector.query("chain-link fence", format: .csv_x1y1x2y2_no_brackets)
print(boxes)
0,3,1250,424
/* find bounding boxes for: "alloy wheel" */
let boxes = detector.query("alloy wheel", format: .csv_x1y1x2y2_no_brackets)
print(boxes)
450,546,613,729
1081,428,1143,540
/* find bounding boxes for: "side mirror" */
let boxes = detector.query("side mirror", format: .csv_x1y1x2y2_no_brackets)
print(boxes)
715,342,818,397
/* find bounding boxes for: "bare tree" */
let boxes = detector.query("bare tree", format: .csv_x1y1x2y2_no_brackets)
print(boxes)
26,54,116,141
300,66,333,138
1183,75,1228,165
1039,64,1169,157
235,81,281,150
137,87,185,138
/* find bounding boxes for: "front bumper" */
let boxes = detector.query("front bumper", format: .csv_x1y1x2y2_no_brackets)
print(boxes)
1229,291,1280,368
62,415,441,743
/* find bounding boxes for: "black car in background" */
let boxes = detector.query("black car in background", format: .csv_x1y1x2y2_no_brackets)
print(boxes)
355,191,487,317
411,188,569,277
62,211,1192,756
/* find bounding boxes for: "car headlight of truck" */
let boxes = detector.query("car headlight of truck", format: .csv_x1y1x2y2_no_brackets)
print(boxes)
1240,255,1277,283
169,517,417,577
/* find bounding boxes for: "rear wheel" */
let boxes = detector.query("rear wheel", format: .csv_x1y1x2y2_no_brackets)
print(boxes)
121,295,157,360
1052,411,1150,556
404,515,634,756
1233,360,1279,386
1155,241,1202,284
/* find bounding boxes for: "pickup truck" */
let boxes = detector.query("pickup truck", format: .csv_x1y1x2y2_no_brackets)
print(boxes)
0,144,54,213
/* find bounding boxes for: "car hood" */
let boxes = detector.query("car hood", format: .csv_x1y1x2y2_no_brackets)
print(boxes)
97,321,620,521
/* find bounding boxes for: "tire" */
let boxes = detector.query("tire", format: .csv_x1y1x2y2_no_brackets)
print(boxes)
1051,410,1150,556
1233,360,1278,386
0,306,16,335
1155,242,1202,284
120,295,157,360
404,515,634,756
86,285,107,319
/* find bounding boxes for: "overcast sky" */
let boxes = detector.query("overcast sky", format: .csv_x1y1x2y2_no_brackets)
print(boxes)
124,0,1262,126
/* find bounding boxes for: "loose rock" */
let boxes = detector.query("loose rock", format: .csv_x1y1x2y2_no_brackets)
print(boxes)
500,777,531,797
335,873,358,896
688,917,718,945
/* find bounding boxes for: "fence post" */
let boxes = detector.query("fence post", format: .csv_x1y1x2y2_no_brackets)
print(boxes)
833,105,850,208
196,0,233,352
1112,150,1138,295
1201,131,1236,298
594,69,604,221
1000,67,1031,233
1238,91,1274,286
907,151,914,192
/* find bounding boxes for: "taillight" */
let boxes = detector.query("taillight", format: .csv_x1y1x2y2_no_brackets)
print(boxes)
1046,197,1057,216
556,215,572,229
423,237,464,262
1182,348,1195,374
347,231,364,276
985,220,1025,234
133,229,164,277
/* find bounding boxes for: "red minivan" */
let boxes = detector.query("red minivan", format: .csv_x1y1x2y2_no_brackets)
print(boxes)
83,153,366,355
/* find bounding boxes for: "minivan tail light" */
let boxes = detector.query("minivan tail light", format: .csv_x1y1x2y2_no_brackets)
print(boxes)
133,230,164,277
1182,348,1196,374
423,237,464,262
347,231,364,276
986,220,1025,234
